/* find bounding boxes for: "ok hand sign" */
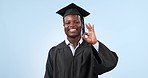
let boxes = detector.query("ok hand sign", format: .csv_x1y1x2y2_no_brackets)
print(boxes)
82,23,97,44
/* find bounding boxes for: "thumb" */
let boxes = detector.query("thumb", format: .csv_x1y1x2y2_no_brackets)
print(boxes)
82,32,88,41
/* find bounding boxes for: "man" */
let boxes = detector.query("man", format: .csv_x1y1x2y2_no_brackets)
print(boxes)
44,3,118,78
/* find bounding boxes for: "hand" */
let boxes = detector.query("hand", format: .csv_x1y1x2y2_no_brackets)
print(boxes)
82,23,97,44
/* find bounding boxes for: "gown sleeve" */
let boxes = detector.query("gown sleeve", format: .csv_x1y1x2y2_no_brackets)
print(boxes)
91,41,118,75
44,47,55,78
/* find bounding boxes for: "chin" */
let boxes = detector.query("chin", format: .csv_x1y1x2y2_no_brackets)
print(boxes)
67,34,80,38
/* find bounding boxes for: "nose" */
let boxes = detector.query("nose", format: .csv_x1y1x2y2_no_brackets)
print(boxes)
69,22,75,27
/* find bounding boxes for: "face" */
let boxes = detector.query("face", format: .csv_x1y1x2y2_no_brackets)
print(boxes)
63,15,82,38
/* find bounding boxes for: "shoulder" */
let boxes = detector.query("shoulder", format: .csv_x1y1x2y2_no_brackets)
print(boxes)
49,40,67,52
49,41,67,57
56,41,67,48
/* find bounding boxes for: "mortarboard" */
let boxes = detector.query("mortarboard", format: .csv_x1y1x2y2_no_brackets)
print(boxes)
56,3,90,17
56,3,90,34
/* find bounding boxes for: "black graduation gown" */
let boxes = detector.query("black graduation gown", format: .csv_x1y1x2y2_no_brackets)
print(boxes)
44,40,118,78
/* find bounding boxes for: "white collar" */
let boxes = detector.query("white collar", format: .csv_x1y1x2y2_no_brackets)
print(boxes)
65,38,83,45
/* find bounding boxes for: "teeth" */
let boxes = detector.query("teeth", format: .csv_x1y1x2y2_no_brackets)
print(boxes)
69,29,76,32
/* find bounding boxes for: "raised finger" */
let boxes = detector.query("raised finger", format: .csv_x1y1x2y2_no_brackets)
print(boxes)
88,23,94,30
86,23,91,31
91,24,94,31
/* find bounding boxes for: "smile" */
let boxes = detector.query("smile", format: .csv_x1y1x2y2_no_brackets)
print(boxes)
69,29,77,32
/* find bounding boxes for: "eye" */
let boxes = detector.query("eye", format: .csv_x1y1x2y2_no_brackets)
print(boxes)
75,21,80,24
64,21,70,25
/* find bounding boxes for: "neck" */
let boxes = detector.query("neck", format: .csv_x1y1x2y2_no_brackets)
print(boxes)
67,36,81,48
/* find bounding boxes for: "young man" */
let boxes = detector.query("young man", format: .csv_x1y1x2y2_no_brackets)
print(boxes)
44,3,118,78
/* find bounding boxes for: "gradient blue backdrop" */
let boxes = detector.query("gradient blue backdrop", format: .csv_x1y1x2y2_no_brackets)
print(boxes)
0,0,148,78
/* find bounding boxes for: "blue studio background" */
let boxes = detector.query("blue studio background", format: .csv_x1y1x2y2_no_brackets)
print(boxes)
0,0,148,78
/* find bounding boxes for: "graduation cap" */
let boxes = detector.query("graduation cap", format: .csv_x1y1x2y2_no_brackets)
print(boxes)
56,3,90,34
56,3,90,17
